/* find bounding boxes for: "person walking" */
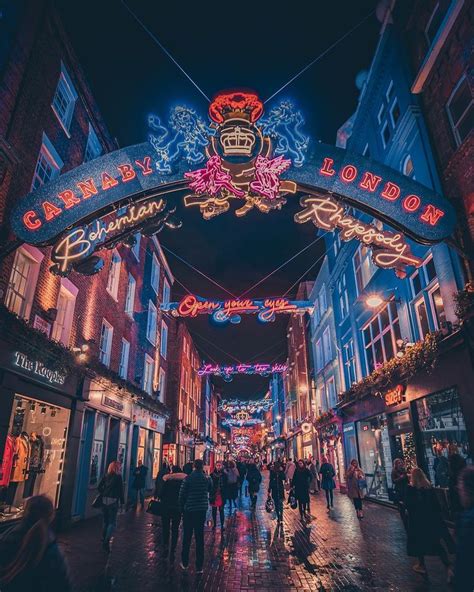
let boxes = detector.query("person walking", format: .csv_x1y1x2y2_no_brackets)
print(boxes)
307,459,318,494
319,456,336,510
291,460,312,519
224,460,239,513
160,465,187,561
0,495,71,592
268,460,286,523
97,460,124,552
448,444,466,516
346,459,366,519
454,466,474,591
179,459,212,574
154,461,170,499
285,458,296,484
237,460,247,497
405,467,453,581
246,459,262,509
391,458,409,529
210,461,227,530
130,459,148,509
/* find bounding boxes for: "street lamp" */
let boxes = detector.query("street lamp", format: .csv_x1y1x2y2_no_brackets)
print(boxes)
276,414,282,421
365,293,385,308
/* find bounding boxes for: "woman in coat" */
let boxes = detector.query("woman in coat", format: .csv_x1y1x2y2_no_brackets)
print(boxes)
268,460,286,523
405,467,453,580
0,495,71,592
160,465,187,560
97,460,124,552
319,455,336,510
391,458,409,529
210,461,227,530
346,459,366,519
246,460,262,509
291,460,312,519
224,460,240,512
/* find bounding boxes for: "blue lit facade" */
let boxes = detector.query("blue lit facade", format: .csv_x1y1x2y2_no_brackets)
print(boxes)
309,21,472,508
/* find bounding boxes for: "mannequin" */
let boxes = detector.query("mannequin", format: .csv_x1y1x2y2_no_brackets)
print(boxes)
23,432,44,498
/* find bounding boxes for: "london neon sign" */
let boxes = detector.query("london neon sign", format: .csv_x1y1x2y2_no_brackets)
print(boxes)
163,294,313,324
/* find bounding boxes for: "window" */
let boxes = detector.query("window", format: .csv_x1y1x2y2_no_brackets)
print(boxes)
315,338,323,372
143,354,155,395
51,63,77,134
150,253,160,294
446,76,473,147
343,339,357,387
353,244,376,294
31,133,63,190
160,321,168,359
99,320,113,367
51,284,76,345
425,1,450,46
402,155,415,178
390,99,401,127
5,248,42,320
158,368,166,403
146,301,157,345
386,80,394,103
381,121,391,148
415,297,430,338
362,143,370,157
410,255,444,338
132,233,141,260
162,279,171,305
322,327,332,365
119,339,130,379
377,104,385,125
326,377,336,408
363,301,401,374
106,251,121,300
337,274,349,319
313,301,321,326
319,285,327,315
84,123,102,162
125,274,136,316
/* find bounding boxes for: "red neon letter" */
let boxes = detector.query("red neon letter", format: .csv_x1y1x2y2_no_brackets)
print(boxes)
23,211,41,230
340,164,358,183
42,201,62,221
135,156,153,176
359,171,382,192
320,157,335,177
101,172,119,190
381,181,400,201
77,178,98,199
58,189,81,209
117,164,136,182
420,204,445,226
403,194,421,213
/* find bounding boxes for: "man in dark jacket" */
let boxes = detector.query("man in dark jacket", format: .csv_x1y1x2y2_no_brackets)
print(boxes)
160,465,187,560
178,459,211,573
130,459,148,509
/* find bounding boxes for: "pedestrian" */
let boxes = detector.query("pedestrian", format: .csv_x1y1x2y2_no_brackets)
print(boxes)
224,460,239,512
405,467,453,581
306,459,318,494
160,465,187,561
179,458,212,574
154,461,170,499
130,459,148,509
268,460,286,523
391,458,409,529
454,466,474,591
183,461,193,476
246,459,262,509
315,458,321,491
98,460,124,552
237,460,247,497
448,443,466,516
433,444,449,487
285,458,296,484
291,460,312,519
319,455,336,510
0,495,71,592
346,459,366,519
210,461,227,530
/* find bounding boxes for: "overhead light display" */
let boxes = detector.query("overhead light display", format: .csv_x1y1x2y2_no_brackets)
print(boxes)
198,362,287,379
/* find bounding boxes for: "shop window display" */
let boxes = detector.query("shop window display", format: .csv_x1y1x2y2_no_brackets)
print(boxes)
138,428,146,463
388,409,417,474
0,395,69,522
89,413,106,486
118,420,128,478
152,433,162,480
356,414,393,501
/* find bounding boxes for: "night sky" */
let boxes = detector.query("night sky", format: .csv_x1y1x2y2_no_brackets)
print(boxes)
57,0,380,398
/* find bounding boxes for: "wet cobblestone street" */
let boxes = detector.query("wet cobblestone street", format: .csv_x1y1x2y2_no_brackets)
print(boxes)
60,474,449,591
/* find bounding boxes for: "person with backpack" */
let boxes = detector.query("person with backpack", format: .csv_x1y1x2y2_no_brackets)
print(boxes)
160,465,187,561
210,461,227,530
224,460,240,513
97,460,124,552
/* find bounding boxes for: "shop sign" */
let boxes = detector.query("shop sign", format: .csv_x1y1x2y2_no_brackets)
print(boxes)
385,384,406,406
32,315,51,337
102,394,124,412
13,351,66,386
148,415,166,433
87,385,132,419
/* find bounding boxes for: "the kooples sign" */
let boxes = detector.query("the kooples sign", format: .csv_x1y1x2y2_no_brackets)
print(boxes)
295,195,423,277
13,351,66,386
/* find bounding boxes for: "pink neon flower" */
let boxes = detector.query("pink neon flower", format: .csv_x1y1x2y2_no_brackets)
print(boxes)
250,154,291,200
185,155,245,197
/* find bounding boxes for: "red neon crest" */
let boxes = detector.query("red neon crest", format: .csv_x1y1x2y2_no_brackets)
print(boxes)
209,91,264,124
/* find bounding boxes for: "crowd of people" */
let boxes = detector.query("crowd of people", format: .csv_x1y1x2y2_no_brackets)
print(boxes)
0,454,472,591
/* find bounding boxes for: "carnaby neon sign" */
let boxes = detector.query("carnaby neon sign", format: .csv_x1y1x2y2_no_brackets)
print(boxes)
8,90,456,279
198,362,287,379
163,294,313,324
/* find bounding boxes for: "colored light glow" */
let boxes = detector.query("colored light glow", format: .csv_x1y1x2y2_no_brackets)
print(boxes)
163,294,313,324
219,398,273,415
250,154,292,201
197,362,287,377
184,155,245,198
209,92,264,124
365,294,385,308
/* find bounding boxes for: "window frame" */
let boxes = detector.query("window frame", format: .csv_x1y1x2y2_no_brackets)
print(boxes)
446,75,473,147
124,274,136,317
51,62,78,136
150,253,160,294
51,283,77,346
142,354,155,395
381,120,391,148
158,368,166,403
119,338,130,380
160,321,168,359
132,233,141,261
5,246,43,321
84,123,102,162
31,133,63,191
146,300,158,345
99,319,113,367
362,301,401,375
389,98,401,128
106,250,121,300
162,278,171,306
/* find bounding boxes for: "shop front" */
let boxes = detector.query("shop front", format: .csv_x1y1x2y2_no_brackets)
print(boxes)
301,423,316,460
72,376,132,520
131,404,166,492
315,416,345,489
0,340,80,527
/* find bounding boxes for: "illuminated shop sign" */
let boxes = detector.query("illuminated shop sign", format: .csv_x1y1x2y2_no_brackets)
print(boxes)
10,91,456,279
198,362,287,378
13,351,66,385
163,294,313,324
384,384,406,406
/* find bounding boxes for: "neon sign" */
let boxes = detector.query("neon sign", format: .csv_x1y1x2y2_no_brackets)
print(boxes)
163,294,313,324
219,398,273,415
198,362,287,379
295,195,423,277
384,384,406,406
